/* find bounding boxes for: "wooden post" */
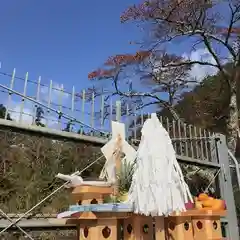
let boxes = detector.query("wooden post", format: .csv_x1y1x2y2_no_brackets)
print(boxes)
123,215,153,240
77,224,81,240
113,134,122,199
155,217,165,240
78,224,97,240
165,215,194,240
192,215,222,240
78,219,118,240
97,219,118,240
191,210,225,240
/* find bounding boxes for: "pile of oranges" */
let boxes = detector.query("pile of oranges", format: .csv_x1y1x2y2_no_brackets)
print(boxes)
194,193,226,211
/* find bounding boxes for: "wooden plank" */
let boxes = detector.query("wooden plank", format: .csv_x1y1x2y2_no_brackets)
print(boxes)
68,203,133,212
69,211,132,220
170,210,226,217
155,217,165,240
71,211,97,219
72,185,114,195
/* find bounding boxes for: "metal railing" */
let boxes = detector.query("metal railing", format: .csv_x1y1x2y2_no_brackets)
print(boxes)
0,69,118,135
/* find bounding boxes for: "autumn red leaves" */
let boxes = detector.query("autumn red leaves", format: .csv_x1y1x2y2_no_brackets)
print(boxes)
88,51,151,80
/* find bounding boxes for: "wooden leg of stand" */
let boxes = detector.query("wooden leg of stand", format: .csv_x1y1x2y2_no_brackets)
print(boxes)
78,225,92,240
78,219,118,240
155,217,165,240
166,216,194,240
97,219,118,240
192,216,222,240
77,224,81,240
124,215,153,240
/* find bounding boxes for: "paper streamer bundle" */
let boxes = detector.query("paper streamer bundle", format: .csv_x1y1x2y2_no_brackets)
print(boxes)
128,113,193,216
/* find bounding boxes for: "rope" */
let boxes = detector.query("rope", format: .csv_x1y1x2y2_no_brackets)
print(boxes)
0,154,105,234
0,70,75,97
204,168,221,193
0,209,34,240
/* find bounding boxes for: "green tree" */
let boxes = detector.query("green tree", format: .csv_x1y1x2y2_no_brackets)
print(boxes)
63,121,72,132
35,106,45,127
160,72,231,133
0,104,12,120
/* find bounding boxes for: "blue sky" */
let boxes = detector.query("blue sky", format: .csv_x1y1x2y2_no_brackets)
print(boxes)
0,0,141,90
0,0,144,130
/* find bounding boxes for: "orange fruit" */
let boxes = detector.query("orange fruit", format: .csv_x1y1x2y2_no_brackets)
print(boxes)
198,193,209,201
202,199,215,208
211,199,225,210
200,207,212,211
195,201,203,209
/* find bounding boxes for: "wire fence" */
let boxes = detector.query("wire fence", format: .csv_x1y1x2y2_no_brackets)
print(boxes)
129,114,218,163
0,69,121,135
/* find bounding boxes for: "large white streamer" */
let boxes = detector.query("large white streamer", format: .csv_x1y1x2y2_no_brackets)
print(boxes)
128,113,193,216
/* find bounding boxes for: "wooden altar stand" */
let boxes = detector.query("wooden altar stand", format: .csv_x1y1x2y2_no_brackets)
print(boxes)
52,185,226,240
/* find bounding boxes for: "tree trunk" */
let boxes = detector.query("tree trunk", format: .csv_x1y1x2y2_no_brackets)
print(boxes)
227,69,239,154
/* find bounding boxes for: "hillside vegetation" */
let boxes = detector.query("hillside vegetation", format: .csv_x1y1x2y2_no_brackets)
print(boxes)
0,128,103,214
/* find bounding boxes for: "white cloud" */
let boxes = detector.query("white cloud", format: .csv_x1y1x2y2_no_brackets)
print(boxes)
10,103,35,124
7,81,71,128
2,80,70,130
152,48,220,83
7,101,61,128
183,48,218,81
40,82,69,102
